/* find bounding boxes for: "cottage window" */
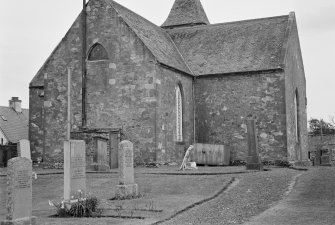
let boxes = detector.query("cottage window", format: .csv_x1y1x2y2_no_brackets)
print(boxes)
87,43,109,61
176,84,183,142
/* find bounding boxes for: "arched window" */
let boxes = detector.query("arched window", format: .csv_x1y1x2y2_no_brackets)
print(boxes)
294,89,300,143
87,43,109,61
176,84,183,142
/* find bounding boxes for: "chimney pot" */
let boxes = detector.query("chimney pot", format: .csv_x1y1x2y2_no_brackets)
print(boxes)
9,97,22,113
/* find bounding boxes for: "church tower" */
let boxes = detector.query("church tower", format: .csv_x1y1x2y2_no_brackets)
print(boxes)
161,0,210,29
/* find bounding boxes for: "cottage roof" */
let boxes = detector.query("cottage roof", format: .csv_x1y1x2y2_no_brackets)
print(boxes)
167,15,290,75
162,0,210,28
107,0,193,74
0,106,29,143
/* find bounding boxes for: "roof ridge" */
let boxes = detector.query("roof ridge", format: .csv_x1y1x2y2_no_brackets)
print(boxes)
107,0,192,75
108,0,161,30
168,14,290,32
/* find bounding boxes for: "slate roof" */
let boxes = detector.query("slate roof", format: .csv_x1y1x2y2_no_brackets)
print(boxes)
0,106,29,143
167,15,290,75
30,0,293,85
162,0,210,28
106,0,193,74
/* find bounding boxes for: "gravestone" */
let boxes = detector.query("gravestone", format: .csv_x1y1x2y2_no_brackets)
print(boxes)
246,119,263,170
64,140,86,201
17,139,31,160
90,137,110,171
0,157,36,225
115,140,138,199
320,146,331,166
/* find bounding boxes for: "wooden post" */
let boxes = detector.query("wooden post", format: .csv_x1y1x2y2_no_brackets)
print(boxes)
67,68,71,141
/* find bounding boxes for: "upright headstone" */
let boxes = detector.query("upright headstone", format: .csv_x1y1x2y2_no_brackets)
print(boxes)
17,139,31,160
1,157,36,225
90,137,110,171
115,140,138,199
246,119,263,170
64,140,86,201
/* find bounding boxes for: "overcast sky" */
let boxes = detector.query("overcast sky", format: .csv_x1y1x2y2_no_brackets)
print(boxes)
0,0,334,122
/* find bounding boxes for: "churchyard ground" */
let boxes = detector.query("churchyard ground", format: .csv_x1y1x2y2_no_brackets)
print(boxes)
1,166,302,225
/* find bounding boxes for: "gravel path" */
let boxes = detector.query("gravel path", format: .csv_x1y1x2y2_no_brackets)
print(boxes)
244,167,335,225
158,168,302,225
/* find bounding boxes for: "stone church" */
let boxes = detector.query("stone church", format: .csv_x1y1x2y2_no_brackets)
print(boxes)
29,0,307,166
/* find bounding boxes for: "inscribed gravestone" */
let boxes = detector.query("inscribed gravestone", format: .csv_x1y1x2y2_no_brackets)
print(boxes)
0,157,36,225
115,140,138,199
90,137,109,171
246,119,263,170
17,139,31,160
64,140,86,201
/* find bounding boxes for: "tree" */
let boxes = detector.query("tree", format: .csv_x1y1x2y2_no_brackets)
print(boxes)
308,118,335,136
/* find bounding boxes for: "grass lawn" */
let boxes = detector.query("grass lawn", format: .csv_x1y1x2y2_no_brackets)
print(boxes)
0,166,236,225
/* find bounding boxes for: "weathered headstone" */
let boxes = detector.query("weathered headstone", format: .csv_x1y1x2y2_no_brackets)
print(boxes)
17,139,31,160
115,140,138,199
1,157,36,225
246,119,263,170
320,146,332,166
90,137,110,171
64,140,86,201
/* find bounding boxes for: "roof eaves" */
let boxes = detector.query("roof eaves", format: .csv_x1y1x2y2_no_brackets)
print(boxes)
157,62,195,78
195,68,285,78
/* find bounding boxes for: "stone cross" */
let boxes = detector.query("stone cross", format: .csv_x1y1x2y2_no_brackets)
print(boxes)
17,139,31,160
1,157,36,225
246,119,263,170
64,140,86,201
115,140,138,199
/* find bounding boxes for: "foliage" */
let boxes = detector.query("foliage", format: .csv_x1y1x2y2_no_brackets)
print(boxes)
308,118,335,136
49,191,102,218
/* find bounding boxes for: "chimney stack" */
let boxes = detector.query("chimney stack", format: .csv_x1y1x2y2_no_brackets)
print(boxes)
9,97,22,113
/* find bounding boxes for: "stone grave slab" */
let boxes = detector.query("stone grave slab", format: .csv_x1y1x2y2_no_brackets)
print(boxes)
246,119,263,170
90,137,110,171
115,140,138,199
1,157,36,225
64,140,86,201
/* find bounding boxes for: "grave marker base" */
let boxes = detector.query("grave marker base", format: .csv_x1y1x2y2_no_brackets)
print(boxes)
115,184,138,199
246,156,263,170
89,163,110,172
1,216,37,225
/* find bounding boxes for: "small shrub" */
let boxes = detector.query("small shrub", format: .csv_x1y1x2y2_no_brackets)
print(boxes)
49,191,102,217
231,160,246,166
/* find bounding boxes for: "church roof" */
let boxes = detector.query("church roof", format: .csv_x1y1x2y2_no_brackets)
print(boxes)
167,15,290,75
107,0,193,74
0,106,29,143
162,0,210,28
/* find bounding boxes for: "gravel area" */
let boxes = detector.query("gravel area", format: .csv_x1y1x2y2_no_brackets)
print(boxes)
159,168,302,225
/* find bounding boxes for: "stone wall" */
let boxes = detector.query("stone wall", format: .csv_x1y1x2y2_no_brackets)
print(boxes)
29,0,186,163
284,13,308,162
308,135,335,153
155,66,194,162
194,71,287,161
29,87,44,161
